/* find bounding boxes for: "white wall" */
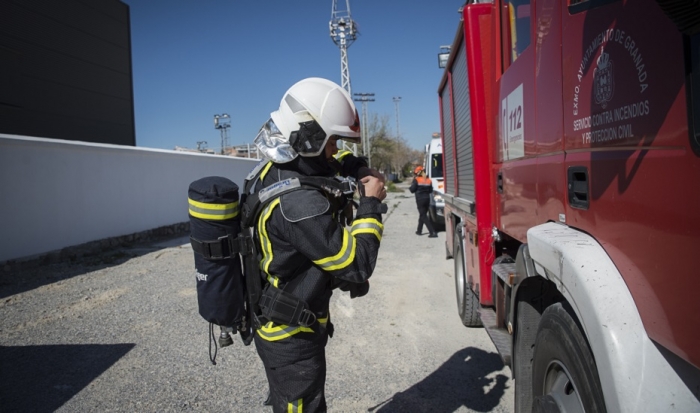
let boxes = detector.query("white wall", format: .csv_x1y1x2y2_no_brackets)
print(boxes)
0,134,259,262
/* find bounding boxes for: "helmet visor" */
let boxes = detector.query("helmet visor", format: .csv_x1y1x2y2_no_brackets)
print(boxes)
253,118,298,163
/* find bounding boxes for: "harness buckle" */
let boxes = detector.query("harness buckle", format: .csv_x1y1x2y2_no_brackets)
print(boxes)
297,309,317,327
236,233,254,256
215,234,234,259
334,176,358,196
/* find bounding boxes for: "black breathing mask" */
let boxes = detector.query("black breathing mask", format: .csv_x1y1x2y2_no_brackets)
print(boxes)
289,120,327,156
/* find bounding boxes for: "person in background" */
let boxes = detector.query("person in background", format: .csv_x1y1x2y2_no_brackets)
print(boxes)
409,165,437,238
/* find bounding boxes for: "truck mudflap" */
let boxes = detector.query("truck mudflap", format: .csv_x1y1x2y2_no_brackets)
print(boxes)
525,222,699,412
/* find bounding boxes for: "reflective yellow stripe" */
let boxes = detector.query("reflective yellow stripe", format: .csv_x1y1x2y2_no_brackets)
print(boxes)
188,198,239,220
267,274,280,288
260,161,274,181
287,398,303,413
351,218,383,241
256,316,328,342
335,150,352,162
258,198,280,274
256,321,313,341
313,229,356,271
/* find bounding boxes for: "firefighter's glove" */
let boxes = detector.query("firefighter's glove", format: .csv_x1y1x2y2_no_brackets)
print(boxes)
337,280,370,299
351,281,369,298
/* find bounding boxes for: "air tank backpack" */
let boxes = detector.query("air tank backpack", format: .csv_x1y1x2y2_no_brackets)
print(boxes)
188,167,371,365
188,176,253,365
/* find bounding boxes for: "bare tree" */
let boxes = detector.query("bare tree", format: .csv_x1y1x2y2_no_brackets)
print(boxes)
361,113,424,181
392,136,423,180
364,113,393,176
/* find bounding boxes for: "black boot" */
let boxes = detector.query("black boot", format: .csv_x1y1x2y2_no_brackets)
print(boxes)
415,231,422,235
428,233,438,238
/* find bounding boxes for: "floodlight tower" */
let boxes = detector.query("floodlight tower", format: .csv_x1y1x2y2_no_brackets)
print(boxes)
330,0,357,94
214,114,231,155
330,0,358,153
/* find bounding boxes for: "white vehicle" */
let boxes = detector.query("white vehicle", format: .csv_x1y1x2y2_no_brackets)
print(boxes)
424,134,444,227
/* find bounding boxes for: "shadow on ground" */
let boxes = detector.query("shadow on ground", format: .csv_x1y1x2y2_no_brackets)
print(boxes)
368,347,510,413
0,234,189,300
0,343,135,413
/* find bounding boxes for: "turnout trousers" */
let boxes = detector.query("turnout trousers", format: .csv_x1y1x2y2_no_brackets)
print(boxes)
254,331,329,413
416,198,436,235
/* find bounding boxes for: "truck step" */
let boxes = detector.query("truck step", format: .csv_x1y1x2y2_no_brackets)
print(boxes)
492,262,517,286
479,307,512,367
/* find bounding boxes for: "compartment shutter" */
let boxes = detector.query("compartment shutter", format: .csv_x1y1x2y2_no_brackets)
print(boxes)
451,40,475,202
440,78,454,195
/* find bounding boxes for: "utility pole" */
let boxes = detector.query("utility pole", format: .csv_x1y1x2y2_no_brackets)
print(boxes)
393,96,402,139
213,114,231,155
353,92,375,167
330,0,358,154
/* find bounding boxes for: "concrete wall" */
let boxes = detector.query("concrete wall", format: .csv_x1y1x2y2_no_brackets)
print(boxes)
0,134,259,262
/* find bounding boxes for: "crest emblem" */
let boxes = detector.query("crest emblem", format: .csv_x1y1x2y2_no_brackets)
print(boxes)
593,48,614,108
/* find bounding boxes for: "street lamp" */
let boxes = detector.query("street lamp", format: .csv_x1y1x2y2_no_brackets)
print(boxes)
393,96,402,139
353,92,375,168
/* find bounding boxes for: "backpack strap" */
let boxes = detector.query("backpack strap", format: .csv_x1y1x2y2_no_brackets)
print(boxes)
190,234,250,260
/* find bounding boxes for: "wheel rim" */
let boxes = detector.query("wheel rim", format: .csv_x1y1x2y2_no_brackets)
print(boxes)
541,360,585,413
454,237,465,310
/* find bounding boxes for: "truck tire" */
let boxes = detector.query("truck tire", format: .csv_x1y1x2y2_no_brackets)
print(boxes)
531,303,606,413
429,207,443,231
453,226,481,327
429,208,438,226
513,298,538,413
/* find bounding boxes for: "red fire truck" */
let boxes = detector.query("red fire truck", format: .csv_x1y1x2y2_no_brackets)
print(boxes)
438,0,700,411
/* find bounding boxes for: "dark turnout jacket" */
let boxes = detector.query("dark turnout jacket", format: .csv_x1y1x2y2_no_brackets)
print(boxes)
252,155,384,366
410,176,433,203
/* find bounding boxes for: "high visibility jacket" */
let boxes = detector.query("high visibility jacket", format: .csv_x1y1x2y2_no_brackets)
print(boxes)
251,155,383,366
409,176,433,203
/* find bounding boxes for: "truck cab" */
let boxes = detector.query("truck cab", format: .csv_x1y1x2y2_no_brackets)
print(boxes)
438,0,700,411
425,134,445,228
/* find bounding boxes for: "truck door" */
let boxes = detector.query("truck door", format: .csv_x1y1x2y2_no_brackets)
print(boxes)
496,0,538,242
562,0,700,372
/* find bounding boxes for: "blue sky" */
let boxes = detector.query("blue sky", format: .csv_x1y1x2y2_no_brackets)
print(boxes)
123,1,465,152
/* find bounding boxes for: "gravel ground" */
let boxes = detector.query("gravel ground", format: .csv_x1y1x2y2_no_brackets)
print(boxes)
0,181,514,413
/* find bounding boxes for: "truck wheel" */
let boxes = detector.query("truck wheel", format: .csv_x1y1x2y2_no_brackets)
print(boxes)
513,298,537,413
453,226,481,327
531,303,606,413
429,207,437,223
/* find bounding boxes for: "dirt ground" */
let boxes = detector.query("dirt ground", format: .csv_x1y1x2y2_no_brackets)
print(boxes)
0,181,514,413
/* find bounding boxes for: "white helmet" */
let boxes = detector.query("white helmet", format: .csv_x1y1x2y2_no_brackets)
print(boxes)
254,77,360,163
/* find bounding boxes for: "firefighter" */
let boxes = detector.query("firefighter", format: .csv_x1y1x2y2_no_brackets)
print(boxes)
409,165,437,238
249,77,386,413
